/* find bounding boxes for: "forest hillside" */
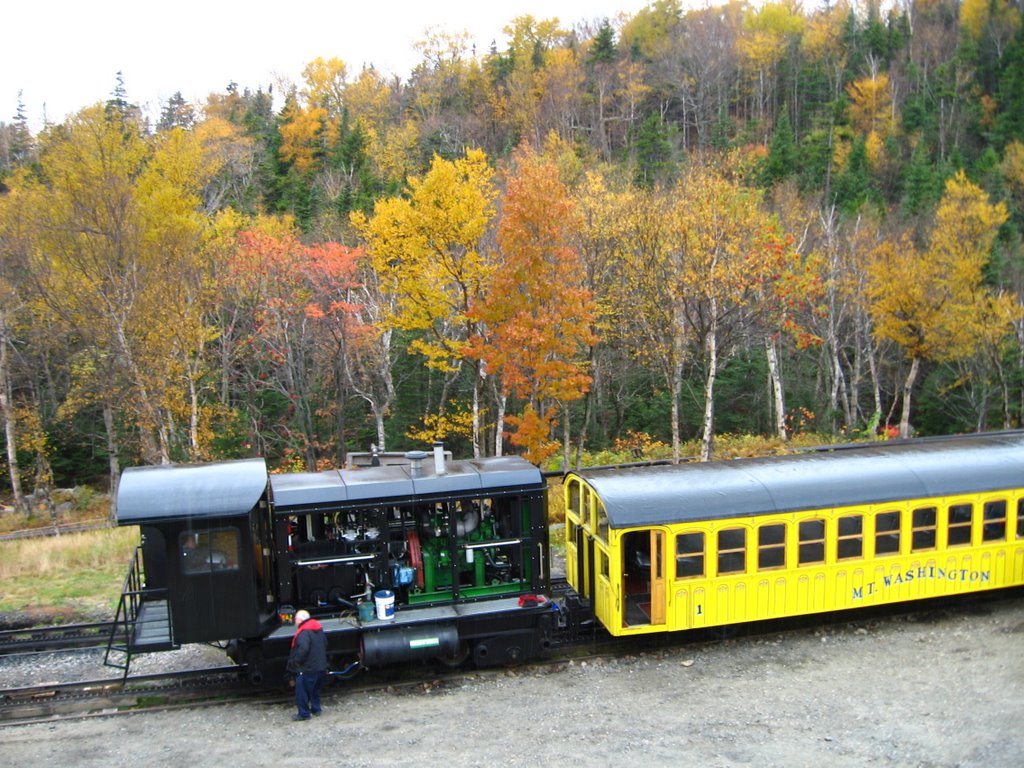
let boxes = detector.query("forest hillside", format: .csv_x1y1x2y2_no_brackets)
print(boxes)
1,0,1023,505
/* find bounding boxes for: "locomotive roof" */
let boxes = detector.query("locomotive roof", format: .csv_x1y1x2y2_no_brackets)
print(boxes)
117,458,268,524
570,433,1024,529
270,455,543,512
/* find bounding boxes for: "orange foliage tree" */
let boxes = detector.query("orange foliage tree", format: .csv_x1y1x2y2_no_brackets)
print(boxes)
469,144,597,465
302,241,368,466
227,222,365,467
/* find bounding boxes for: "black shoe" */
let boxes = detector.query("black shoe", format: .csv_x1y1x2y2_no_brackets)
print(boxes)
311,710,322,717
292,714,311,721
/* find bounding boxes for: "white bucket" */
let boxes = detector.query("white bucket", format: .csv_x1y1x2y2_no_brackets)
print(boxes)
374,589,395,620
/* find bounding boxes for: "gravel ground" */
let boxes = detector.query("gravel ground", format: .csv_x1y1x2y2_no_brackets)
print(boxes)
2,592,1023,768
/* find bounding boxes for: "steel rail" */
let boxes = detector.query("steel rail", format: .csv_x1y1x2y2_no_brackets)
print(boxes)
0,621,118,655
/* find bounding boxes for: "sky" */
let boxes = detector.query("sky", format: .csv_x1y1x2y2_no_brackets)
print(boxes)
3,0,657,132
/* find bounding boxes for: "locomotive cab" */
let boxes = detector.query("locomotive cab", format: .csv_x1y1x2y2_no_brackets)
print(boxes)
113,459,277,651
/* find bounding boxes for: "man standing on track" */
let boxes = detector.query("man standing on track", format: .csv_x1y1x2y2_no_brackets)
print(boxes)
287,609,328,721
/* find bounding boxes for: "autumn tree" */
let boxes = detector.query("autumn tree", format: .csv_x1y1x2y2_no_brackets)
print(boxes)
866,171,1010,437
225,222,320,467
352,149,496,454
11,105,221,493
674,164,789,460
469,144,597,464
301,241,368,465
572,168,634,462
737,1,804,133
339,262,398,456
0,176,31,510
613,183,691,461
759,183,826,440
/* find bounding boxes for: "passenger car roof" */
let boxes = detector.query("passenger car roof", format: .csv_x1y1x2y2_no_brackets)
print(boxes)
570,434,1024,529
270,455,543,512
117,458,268,524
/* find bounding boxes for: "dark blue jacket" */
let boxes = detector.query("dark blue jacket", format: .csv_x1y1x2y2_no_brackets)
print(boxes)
287,618,328,674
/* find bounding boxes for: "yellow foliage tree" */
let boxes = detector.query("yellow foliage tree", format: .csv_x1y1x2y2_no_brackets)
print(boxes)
674,165,790,460
278,101,333,175
352,148,496,453
960,0,1021,57
11,106,220,469
866,171,1010,437
847,73,894,137
302,56,348,116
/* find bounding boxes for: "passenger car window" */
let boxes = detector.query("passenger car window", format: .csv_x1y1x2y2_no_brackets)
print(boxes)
758,524,786,570
983,500,1006,542
837,515,863,560
675,532,704,578
875,511,901,556
948,504,973,547
596,499,609,541
798,519,825,565
911,507,937,552
717,528,746,574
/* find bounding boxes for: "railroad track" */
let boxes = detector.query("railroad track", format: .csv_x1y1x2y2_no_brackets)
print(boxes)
0,621,118,656
0,665,251,723
2,588,1018,726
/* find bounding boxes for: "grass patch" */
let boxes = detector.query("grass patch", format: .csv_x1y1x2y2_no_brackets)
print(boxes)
0,527,138,618
0,486,110,534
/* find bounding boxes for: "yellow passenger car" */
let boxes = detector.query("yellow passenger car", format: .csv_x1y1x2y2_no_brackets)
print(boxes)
564,434,1024,636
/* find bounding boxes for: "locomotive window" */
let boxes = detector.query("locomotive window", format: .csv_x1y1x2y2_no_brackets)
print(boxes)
1018,499,1024,539
982,500,1007,542
180,529,239,574
911,507,937,552
875,511,901,555
837,515,863,560
599,550,610,578
798,519,825,565
948,504,973,547
757,524,786,570
582,486,592,528
717,528,746,574
675,532,705,579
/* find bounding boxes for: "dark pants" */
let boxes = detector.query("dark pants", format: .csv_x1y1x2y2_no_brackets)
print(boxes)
295,671,324,718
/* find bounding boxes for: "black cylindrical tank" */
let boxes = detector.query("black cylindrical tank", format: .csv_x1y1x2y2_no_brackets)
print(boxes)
361,624,460,667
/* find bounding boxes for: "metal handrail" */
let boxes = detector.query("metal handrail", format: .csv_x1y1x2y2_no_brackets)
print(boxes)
104,545,172,679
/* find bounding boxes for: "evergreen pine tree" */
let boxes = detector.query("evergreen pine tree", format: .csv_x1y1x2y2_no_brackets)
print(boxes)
157,92,195,132
761,109,797,186
104,71,142,131
632,112,674,188
10,91,33,167
589,19,617,64
832,137,875,214
995,28,1024,147
711,110,733,151
902,140,939,216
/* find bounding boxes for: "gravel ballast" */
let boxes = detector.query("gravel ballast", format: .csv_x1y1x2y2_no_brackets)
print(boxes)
2,592,1023,767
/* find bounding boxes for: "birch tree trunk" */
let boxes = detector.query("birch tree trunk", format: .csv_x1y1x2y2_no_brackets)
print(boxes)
0,310,26,513
899,356,920,438
765,335,787,440
671,356,683,464
493,386,507,458
103,402,121,523
701,302,719,462
472,360,482,459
